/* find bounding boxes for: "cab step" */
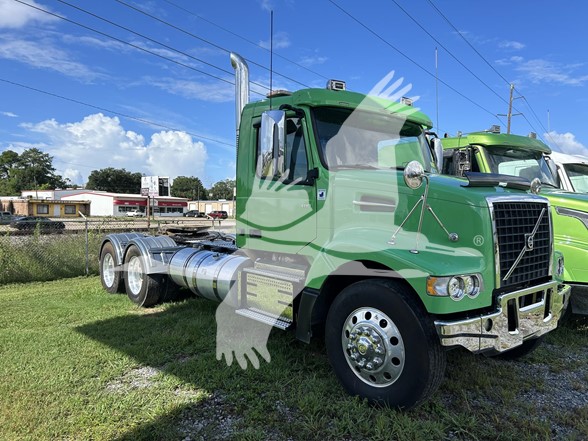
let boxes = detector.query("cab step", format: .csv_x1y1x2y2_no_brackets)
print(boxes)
235,307,292,330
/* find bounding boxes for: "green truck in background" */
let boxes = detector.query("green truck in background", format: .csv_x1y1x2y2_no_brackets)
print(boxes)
98,54,569,409
442,131,587,315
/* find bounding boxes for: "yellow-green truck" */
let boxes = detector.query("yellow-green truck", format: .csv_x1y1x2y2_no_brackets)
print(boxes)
442,131,586,315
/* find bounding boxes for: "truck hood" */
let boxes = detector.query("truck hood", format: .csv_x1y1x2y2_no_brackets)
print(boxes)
542,187,588,211
330,169,539,208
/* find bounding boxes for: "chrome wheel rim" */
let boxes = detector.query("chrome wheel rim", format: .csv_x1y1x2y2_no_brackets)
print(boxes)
127,256,143,295
102,253,115,287
342,307,405,387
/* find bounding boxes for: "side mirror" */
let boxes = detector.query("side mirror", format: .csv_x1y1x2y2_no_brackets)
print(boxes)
544,155,560,187
260,110,286,176
404,161,425,189
432,138,443,172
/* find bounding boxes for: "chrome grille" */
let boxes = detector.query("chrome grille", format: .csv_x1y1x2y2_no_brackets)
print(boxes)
492,201,551,287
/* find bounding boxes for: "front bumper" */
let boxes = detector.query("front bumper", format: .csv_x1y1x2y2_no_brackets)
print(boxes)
435,281,571,354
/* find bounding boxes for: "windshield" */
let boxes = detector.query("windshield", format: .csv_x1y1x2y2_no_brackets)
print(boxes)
313,107,432,171
563,163,588,192
485,146,557,187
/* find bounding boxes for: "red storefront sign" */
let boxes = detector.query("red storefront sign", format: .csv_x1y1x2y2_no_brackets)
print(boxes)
113,199,147,206
157,201,188,207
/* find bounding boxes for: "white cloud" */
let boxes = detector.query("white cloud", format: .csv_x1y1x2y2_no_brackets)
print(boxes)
0,35,102,81
545,131,588,156
510,57,588,86
18,113,208,185
0,0,58,29
259,0,274,11
144,76,234,102
499,40,525,50
1,111,17,118
298,55,328,67
259,32,291,50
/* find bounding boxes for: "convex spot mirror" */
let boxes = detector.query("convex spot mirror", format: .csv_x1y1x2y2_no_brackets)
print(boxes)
404,160,425,189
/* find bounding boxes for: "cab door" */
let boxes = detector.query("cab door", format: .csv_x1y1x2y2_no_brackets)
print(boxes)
239,110,317,254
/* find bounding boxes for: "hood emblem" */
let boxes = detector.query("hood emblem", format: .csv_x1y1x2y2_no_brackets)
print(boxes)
503,208,545,281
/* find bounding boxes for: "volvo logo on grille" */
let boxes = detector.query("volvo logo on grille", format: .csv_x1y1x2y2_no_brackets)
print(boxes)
525,233,534,251
503,208,546,281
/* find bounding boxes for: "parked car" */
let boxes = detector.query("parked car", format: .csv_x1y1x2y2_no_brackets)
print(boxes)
126,210,145,217
0,211,13,225
183,210,205,217
207,210,228,219
10,216,65,232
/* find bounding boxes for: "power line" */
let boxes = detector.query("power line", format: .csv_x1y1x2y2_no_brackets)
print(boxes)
161,0,330,81
388,0,510,107
425,0,510,85
0,77,235,147
14,0,247,90
327,0,504,124
425,0,559,147
114,0,312,89
54,0,274,94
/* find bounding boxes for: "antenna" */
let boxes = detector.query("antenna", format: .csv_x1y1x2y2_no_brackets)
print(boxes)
435,47,439,132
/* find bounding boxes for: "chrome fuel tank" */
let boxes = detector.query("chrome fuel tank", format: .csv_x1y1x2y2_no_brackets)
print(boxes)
168,248,251,305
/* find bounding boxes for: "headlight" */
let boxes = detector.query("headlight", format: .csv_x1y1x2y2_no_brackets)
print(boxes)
427,274,483,301
447,277,465,301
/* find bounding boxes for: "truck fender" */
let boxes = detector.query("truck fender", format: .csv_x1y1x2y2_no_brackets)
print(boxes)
100,232,146,266
122,235,178,276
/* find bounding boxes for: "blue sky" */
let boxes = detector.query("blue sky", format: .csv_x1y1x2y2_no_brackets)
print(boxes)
1,0,588,188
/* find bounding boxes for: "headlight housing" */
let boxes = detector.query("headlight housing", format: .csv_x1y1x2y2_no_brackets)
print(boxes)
427,274,483,301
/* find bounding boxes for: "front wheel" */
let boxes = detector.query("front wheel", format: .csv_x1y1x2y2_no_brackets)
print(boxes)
123,245,163,307
325,279,446,409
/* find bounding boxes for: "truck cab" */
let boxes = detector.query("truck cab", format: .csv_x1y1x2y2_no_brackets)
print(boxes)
98,54,569,409
441,131,587,315
547,151,588,193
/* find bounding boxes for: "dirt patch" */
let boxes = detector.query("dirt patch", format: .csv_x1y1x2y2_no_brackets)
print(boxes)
105,366,161,392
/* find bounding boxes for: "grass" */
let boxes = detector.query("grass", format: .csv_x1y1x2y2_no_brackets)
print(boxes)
0,277,586,441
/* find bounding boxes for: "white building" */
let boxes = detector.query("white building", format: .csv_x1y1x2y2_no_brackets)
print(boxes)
61,191,188,217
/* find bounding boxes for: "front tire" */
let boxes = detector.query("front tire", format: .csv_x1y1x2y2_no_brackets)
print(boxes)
123,245,163,307
100,242,124,294
325,279,446,409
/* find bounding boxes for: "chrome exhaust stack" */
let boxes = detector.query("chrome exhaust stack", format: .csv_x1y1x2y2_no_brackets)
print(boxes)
230,52,250,143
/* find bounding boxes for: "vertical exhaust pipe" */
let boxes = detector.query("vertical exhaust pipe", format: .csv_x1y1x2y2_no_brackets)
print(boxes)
230,53,250,147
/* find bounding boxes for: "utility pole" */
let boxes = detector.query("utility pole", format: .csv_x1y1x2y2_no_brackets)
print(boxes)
507,83,514,134
498,83,522,134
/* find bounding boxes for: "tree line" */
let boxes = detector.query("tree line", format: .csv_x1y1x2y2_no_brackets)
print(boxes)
0,148,235,200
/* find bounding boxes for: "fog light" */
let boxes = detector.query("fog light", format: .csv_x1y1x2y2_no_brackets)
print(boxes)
462,275,480,298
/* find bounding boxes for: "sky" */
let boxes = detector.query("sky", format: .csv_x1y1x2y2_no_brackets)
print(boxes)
1,0,588,189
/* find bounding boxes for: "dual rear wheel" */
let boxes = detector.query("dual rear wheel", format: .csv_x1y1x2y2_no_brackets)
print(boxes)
99,243,172,307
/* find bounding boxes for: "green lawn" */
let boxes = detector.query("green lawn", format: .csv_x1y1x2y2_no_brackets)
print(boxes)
0,277,586,440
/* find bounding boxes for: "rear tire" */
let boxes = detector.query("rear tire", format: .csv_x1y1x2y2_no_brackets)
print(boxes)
325,279,446,409
100,242,124,294
123,245,163,307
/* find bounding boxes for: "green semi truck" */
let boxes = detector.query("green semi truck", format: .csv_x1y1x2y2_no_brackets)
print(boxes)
442,131,586,315
98,55,569,409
